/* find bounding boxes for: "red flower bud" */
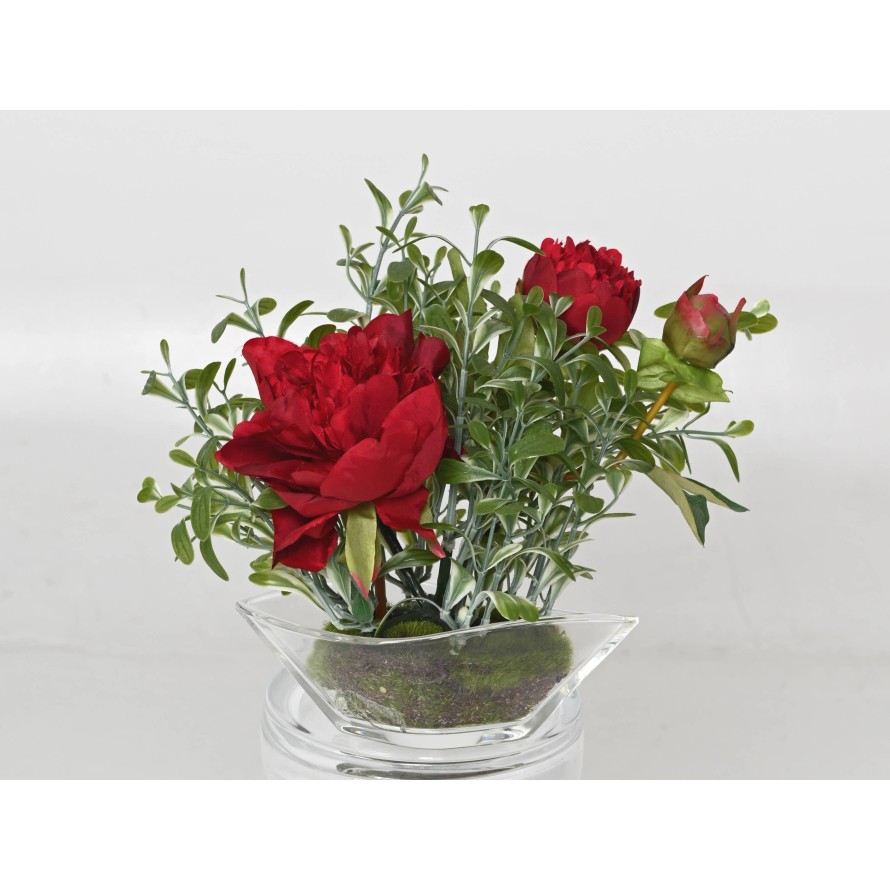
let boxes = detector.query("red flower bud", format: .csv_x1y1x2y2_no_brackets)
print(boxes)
663,289,746,369
521,237,641,344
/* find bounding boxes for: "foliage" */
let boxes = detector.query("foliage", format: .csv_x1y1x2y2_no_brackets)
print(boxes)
140,157,776,634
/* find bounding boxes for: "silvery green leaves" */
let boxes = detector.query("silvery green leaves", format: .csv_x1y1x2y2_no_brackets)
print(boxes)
642,466,747,545
139,326,364,629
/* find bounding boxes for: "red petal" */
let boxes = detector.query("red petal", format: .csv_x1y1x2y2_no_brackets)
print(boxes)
320,436,411,502
522,252,558,297
275,490,356,517
243,337,300,405
555,268,592,297
364,310,415,356
328,373,399,450
376,489,445,558
271,508,338,571
413,335,450,377
675,293,711,338
598,297,632,344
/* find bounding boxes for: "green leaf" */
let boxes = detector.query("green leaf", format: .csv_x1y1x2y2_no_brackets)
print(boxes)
488,591,540,622
256,297,277,316
387,259,414,283
673,477,747,512
585,305,604,338
473,498,512,515
254,487,287,510
171,519,195,564
190,487,213,541
136,477,161,504
169,449,197,468
305,324,337,348
469,204,490,229
154,495,180,514
711,438,741,482
573,492,605,514
210,312,256,344
365,179,392,226
159,339,170,366
437,459,502,484
141,371,178,402
379,548,439,574
644,466,710,545
223,357,237,388
277,300,314,338
467,420,491,448
525,547,579,581
469,250,504,299
196,436,220,468
615,437,656,465
654,302,676,319
443,561,474,611
488,542,524,568
637,338,729,404
350,587,374,626
199,537,229,581
725,420,754,437
345,502,378,596
508,430,564,463
195,361,221,414
491,235,544,256
248,571,314,597
327,308,364,323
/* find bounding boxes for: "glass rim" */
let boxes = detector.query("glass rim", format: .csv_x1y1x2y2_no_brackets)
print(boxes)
236,589,639,647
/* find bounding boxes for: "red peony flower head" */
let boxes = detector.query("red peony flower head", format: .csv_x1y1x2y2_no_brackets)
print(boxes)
521,237,641,344
215,311,450,575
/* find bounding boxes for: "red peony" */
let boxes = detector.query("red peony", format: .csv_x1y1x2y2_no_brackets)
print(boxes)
521,237,641,343
215,311,450,573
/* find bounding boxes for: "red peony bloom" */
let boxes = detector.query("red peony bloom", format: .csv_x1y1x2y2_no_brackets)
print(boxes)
215,311,450,573
521,237,641,343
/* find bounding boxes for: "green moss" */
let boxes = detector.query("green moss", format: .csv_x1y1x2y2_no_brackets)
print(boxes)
378,619,444,639
305,622,574,729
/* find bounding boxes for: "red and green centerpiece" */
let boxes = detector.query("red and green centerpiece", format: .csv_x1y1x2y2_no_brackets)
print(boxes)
139,158,777,732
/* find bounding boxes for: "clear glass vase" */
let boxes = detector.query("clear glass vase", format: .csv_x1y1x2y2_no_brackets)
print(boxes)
239,591,637,777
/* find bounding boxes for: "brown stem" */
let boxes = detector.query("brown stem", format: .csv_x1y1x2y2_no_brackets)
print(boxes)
373,576,388,622
616,381,678,459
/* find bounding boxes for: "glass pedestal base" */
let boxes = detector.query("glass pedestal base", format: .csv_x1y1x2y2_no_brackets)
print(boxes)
260,670,585,779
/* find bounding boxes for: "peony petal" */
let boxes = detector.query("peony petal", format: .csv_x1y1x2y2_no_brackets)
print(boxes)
364,310,415,357
375,488,444,557
320,436,412,502
243,337,301,405
598,297,633,344
555,268,593,298
274,490,356,518
674,293,711,339
412,335,450,377
272,508,339,571
328,373,399,450
382,385,449,497
522,252,558,297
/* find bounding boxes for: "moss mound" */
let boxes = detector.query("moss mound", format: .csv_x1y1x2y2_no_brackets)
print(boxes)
305,621,573,729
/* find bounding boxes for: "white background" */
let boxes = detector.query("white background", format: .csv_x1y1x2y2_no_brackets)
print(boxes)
1,111,888,777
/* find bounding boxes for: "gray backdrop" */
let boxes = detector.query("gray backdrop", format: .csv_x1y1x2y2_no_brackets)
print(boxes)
1,111,887,777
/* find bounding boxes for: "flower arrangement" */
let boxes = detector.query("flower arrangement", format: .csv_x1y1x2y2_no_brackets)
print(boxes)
139,158,775,727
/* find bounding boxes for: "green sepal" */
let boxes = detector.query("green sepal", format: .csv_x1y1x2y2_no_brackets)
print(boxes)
637,338,729,405
344,502,378,598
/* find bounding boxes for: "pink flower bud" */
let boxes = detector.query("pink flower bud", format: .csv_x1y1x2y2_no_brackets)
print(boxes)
663,291,746,369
